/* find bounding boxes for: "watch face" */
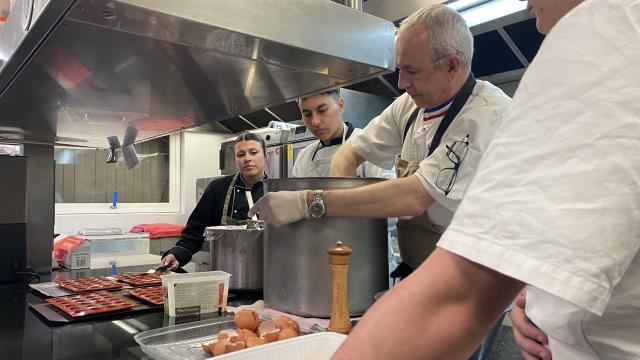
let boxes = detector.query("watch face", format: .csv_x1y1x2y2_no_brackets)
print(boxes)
309,201,325,218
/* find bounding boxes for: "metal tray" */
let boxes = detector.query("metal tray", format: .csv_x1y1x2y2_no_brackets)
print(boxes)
134,316,238,360
29,289,163,324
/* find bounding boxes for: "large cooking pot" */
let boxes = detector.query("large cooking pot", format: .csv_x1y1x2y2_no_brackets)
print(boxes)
263,177,388,317
204,226,263,290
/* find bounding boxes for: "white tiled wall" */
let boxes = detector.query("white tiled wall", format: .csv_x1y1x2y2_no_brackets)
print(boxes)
54,131,229,235
181,131,229,220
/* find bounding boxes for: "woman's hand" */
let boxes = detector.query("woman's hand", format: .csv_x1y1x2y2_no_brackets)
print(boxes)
511,290,552,360
160,254,180,271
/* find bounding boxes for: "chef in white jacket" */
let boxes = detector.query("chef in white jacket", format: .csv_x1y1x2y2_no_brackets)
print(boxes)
291,89,383,178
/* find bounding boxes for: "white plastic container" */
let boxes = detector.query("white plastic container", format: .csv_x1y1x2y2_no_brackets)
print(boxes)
215,332,347,360
161,271,231,317
82,232,150,255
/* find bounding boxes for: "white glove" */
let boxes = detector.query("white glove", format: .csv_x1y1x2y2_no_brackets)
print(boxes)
248,190,310,227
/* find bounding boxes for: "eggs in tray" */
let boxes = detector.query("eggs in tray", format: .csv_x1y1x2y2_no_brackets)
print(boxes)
202,309,301,356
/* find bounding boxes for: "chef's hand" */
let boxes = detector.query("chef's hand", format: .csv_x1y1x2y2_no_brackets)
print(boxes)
160,254,180,271
511,290,552,360
248,190,310,227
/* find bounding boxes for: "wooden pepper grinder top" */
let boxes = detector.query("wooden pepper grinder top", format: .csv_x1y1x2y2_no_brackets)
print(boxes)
327,240,353,334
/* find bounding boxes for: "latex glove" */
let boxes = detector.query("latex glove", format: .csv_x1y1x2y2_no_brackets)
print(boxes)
511,290,552,360
248,190,310,227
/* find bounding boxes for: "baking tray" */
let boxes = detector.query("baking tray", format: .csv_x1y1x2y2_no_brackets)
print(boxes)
56,276,124,292
31,280,133,298
29,289,163,324
129,286,164,305
134,316,238,360
46,291,136,317
115,273,163,286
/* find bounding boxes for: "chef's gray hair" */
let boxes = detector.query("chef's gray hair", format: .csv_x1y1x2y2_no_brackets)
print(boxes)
400,4,473,71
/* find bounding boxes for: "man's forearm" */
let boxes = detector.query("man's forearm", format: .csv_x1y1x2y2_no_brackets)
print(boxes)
331,248,524,360
330,142,366,176
310,175,433,218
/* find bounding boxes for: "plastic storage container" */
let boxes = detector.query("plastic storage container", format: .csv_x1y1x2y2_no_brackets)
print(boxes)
83,232,150,255
134,317,343,360
161,271,230,317
208,332,347,360
134,316,237,360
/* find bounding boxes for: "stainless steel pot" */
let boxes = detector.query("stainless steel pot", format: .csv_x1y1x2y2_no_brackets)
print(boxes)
204,227,263,290
263,177,389,317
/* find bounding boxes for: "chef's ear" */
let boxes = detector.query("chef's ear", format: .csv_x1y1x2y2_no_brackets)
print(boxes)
337,96,345,114
444,53,462,80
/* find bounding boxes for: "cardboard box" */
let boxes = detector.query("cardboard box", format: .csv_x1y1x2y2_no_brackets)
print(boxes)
161,271,230,317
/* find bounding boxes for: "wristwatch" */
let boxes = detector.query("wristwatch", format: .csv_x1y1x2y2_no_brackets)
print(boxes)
309,190,325,219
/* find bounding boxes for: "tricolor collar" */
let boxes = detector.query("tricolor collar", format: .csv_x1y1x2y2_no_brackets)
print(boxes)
425,96,454,112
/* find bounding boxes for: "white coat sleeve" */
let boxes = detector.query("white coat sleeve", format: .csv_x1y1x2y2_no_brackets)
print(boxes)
438,0,640,315
350,93,416,170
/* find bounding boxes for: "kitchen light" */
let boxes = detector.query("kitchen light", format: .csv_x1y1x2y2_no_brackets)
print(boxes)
458,0,528,28
446,0,492,12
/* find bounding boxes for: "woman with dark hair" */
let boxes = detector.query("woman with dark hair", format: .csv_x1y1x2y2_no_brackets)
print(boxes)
161,132,267,270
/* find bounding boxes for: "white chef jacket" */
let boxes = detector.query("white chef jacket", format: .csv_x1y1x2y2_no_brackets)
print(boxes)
292,125,385,178
438,1,640,358
350,80,511,230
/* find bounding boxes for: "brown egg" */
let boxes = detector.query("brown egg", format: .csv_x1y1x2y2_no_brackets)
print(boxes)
278,328,298,341
257,320,276,336
274,315,300,335
212,341,227,356
236,328,258,341
218,329,238,341
245,336,267,348
234,309,260,331
201,342,212,355
261,329,281,343
225,341,246,353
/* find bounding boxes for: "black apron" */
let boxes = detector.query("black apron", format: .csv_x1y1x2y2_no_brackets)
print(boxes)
391,73,477,280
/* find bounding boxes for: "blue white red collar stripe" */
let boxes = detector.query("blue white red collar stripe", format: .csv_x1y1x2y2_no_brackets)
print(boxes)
424,96,455,113
424,109,448,121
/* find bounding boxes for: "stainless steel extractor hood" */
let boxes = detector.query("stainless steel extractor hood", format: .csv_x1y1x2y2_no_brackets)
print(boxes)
0,0,395,147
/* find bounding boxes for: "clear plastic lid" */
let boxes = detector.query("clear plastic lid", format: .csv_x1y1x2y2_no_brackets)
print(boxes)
76,227,125,236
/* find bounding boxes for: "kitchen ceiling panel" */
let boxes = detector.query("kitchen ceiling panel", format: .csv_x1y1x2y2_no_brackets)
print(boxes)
471,30,525,78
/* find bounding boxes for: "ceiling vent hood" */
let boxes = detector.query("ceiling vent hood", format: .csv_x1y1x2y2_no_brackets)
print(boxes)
0,0,395,147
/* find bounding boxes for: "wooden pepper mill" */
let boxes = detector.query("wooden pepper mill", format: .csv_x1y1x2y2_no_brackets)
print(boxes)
327,240,352,334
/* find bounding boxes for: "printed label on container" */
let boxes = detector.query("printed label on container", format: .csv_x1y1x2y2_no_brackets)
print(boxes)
171,280,222,315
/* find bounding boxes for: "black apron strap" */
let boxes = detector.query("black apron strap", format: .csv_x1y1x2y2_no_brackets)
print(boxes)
402,107,422,142
427,73,476,156
390,261,414,281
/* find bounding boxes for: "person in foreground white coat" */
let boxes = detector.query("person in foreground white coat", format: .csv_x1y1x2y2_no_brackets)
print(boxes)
330,0,640,359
